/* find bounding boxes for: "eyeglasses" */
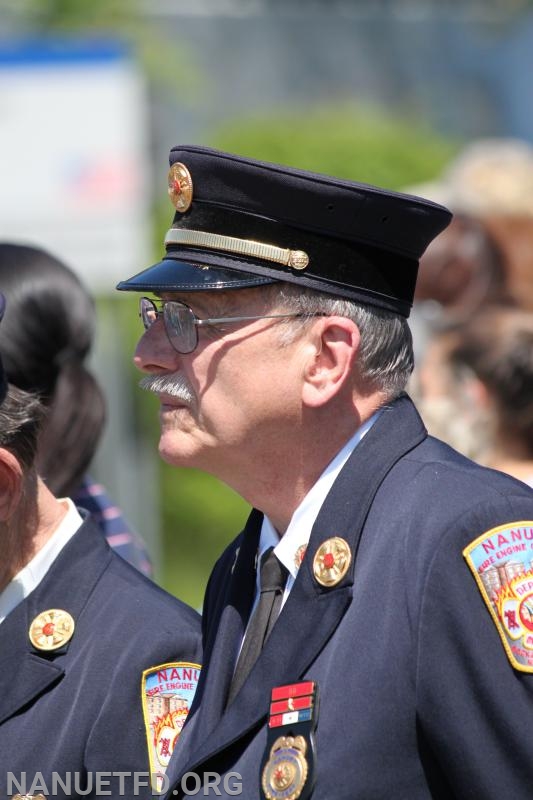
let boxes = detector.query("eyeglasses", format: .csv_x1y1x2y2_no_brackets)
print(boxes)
139,296,324,354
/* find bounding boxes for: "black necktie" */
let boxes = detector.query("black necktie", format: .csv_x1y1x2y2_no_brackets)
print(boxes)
227,547,288,706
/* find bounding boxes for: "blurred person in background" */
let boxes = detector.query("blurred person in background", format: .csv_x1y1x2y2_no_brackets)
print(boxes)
408,212,513,369
118,145,533,800
410,138,533,327
416,304,533,487
0,292,202,799
414,213,511,327
0,242,152,576
409,139,533,474
409,213,514,463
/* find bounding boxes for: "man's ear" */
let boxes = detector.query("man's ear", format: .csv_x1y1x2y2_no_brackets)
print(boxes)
302,317,360,407
0,448,24,522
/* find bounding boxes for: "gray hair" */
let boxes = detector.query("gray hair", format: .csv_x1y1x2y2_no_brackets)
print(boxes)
0,385,45,469
261,283,414,399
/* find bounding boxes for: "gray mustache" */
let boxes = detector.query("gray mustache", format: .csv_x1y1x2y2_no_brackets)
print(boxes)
138,373,196,405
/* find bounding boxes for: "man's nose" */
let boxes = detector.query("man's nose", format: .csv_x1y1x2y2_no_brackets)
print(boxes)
133,319,180,374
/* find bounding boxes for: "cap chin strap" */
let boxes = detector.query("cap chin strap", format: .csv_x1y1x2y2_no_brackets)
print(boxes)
164,228,310,271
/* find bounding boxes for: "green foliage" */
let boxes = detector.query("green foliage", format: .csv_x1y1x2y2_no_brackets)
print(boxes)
159,464,249,611
211,103,461,191
12,0,132,31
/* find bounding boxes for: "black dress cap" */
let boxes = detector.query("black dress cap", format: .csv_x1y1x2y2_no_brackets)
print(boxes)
117,145,452,317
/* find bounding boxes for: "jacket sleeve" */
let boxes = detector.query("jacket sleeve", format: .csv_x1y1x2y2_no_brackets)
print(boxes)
415,492,533,799
83,600,202,799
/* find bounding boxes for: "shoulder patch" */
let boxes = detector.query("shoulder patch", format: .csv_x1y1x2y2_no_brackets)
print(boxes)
141,661,201,789
463,521,533,673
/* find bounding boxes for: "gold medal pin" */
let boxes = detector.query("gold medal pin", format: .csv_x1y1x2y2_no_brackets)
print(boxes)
312,537,352,587
29,609,75,651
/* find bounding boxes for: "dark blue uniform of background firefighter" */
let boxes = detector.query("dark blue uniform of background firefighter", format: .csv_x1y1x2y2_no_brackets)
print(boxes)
0,516,201,800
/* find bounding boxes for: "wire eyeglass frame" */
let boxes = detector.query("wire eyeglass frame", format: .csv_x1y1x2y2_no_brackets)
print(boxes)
139,296,325,354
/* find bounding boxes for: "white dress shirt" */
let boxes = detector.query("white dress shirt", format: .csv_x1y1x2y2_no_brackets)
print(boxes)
0,498,83,625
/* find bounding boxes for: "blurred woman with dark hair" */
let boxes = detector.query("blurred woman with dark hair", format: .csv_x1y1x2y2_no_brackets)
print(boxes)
0,242,152,576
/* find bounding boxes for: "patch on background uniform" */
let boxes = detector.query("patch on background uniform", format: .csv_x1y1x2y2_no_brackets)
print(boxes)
141,661,201,790
463,521,533,672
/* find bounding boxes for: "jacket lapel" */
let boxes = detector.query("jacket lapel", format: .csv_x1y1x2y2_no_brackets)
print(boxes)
180,395,427,772
0,516,112,725
0,600,64,724
170,511,261,772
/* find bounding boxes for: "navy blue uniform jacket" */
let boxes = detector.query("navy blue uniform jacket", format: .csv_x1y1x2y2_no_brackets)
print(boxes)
0,516,201,800
166,395,533,799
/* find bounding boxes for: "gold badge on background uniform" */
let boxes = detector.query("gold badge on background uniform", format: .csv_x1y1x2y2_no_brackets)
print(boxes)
312,537,352,587
29,609,75,651
168,162,193,212
141,661,201,792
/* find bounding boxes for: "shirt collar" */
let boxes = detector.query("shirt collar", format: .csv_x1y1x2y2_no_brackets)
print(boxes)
0,498,83,625
259,409,383,581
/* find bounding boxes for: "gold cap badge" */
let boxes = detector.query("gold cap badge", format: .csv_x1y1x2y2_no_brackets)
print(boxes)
312,537,352,587
29,609,75,651
168,162,193,212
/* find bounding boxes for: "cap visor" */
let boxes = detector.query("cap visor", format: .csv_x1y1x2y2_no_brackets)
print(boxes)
116,257,276,293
